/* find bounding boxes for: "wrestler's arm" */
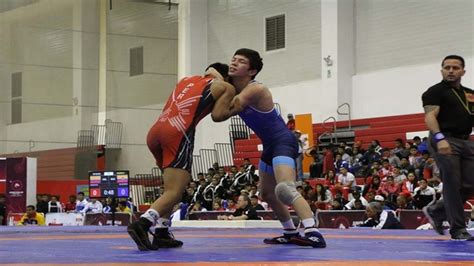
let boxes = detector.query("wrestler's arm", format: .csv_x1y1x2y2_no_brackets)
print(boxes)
226,84,264,117
211,80,236,122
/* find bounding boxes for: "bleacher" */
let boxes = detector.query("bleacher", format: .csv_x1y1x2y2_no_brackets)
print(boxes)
233,113,428,168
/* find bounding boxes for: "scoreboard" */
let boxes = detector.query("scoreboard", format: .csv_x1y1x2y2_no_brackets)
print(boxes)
89,170,130,198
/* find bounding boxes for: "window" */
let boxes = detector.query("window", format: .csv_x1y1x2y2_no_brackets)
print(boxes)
11,72,22,124
265,14,285,51
130,46,144,76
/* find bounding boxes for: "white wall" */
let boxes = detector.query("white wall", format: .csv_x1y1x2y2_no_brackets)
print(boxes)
352,58,474,119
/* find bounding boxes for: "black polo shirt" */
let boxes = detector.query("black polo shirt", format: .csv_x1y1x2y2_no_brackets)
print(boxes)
422,80,474,136
233,205,259,220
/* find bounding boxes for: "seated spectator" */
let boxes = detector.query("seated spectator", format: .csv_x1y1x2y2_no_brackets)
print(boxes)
362,176,381,197
47,196,64,213
417,137,429,154
378,159,394,179
82,198,103,214
36,194,49,214
19,205,45,226
0,195,6,225
102,197,113,213
399,157,415,176
387,149,401,168
400,172,417,198
225,199,236,212
364,191,376,203
353,200,366,210
344,190,369,210
399,142,412,159
412,179,436,209
116,201,132,214
358,202,404,229
190,201,207,212
391,138,405,158
64,195,77,212
212,201,225,211
313,184,333,210
324,169,337,187
329,192,347,210
217,195,259,220
336,166,356,199
377,176,400,202
75,192,88,213
395,195,415,211
250,195,265,211
391,167,407,186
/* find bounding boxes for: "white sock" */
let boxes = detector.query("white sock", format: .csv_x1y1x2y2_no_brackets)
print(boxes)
302,218,316,228
141,209,160,225
281,219,297,234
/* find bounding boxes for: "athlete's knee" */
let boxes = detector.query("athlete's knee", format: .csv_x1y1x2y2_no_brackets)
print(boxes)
274,181,302,205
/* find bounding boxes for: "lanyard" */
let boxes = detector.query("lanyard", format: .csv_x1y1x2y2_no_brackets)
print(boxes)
451,88,471,115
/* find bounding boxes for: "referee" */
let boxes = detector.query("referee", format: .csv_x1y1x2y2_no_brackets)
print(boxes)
422,55,474,241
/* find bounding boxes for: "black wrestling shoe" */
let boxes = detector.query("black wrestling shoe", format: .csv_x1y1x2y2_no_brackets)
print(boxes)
290,228,326,248
263,232,300,244
450,231,474,241
423,206,445,235
152,228,184,248
127,218,157,251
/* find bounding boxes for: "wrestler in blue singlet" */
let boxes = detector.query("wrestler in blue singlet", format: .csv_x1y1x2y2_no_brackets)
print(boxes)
238,82,298,174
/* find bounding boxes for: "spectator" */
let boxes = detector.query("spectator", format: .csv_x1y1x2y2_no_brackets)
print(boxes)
294,130,305,181
190,201,207,212
353,200,366,210
396,195,415,210
102,197,113,213
64,195,77,212
413,179,436,209
116,201,132,214
345,190,369,210
36,194,49,214
363,175,381,196
324,169,337,187
391,138,405,158
308,147,323,178
19,205,45,226
330,192,347,210
398,142,412,159
217,195,259,220
75,192,88,213
377,176,400,203
212,201,225,211
387,149,401,168
378,159,394,179
400,172,417,198
322,145,335,175
359,202,404,229
336,166,356,199
250,195,265,211
47,196,64,213
286,113,295,131
417,137,429,154
0,195,6,225
399,157,415,176
392,167,407,185
82,198,103,214
314,184,333,207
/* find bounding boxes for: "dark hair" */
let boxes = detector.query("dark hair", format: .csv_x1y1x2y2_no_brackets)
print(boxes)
206,62,229,79
442,55,465,68
250,195,258,200
27,205,35,210
234,48,263,79
77,192,85,196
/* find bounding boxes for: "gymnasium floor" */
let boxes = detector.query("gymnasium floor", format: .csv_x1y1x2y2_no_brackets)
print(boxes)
0,226,473,265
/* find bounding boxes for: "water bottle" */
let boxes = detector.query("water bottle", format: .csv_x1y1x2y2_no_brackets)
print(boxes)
222,200,228,210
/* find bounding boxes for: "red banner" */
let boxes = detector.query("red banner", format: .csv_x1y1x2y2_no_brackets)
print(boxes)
6,158,27,213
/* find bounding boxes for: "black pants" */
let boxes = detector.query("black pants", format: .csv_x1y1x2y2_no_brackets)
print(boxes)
428,135,474,235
